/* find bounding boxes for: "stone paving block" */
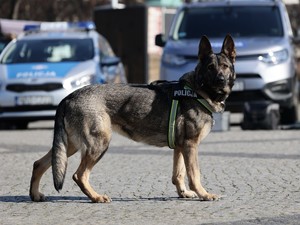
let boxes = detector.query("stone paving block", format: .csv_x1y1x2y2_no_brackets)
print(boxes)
0,123,299,224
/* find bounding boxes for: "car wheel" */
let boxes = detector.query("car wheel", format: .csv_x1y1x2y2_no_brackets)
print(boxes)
0,121,28,129
281,79,300,125
280,105,299,124
0,122,10,130
14,121,29,130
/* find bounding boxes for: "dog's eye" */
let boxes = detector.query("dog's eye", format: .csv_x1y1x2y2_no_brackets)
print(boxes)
222,64,229,69
207,64,215,70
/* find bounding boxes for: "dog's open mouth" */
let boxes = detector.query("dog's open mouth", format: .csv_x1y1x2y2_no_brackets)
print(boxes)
214,81,227,91
214,83,230,96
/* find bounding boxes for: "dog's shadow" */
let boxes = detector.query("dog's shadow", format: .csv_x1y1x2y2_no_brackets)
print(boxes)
0,195,200,203
0,195,89,203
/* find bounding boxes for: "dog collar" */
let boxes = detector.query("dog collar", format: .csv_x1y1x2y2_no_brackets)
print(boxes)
168,85,214,149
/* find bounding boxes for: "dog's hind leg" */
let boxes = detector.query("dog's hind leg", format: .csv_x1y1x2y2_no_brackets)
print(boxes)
172,148,197,198
72,116,112,203
72,150,111,203
29,143,77,202
29,149,52,202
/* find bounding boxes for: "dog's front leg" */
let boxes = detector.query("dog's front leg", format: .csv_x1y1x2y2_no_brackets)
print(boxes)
182,142,219,201
172,147,197,198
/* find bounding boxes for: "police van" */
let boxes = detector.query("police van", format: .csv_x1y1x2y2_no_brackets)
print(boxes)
156,0,300,127
0,21,126,129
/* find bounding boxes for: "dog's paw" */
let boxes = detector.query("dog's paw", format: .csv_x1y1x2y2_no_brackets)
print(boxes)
200,193,219,201
92,195,112,203
179,190,198,198
30,192,46,202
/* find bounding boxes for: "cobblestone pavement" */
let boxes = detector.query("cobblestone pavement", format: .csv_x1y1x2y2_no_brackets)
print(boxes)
0,122,300,225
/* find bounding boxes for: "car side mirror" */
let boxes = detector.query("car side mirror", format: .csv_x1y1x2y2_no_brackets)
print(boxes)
101,56,120,67
155,34,166,47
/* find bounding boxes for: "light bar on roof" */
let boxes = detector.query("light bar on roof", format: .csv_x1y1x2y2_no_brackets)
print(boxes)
23,21,96,32
73,21,95,30
23,24,40,32
40,22,68,30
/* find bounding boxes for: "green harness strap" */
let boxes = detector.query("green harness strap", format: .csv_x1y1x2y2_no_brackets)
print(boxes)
168,99,179,149
184,85,215,113
167,86,214,149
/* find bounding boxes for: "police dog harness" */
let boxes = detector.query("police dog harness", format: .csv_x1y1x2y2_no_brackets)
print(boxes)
148,80,214,149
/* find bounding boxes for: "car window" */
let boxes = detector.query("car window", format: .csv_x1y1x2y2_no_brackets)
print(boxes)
0,39,10,54
98,34,115,58
1,38,94,64
173,6,283,39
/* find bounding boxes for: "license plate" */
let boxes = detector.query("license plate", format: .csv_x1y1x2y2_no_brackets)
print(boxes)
15,96,53,106
232,81,244,91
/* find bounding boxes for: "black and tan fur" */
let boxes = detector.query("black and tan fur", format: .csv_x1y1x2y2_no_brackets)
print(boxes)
30,35,236,203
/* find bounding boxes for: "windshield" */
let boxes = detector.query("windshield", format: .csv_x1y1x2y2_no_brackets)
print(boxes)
173,6,283,39
1,38,94,64
0,39,10,54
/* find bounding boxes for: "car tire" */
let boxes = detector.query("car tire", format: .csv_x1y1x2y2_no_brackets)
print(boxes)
281,79,300,125
280,105,299,125
14,121,29,130
0,122,10,130
0,121,28,129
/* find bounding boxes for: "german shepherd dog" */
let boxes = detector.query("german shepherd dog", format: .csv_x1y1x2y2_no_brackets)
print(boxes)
30,35,236,203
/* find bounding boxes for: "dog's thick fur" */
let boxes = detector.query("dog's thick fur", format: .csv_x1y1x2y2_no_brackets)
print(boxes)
30,35,236,203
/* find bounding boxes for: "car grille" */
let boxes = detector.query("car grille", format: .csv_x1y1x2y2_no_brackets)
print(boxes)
0,105,57,112
6,83,63,92
236,55,260,61
225,90,268,112
227,90,267,102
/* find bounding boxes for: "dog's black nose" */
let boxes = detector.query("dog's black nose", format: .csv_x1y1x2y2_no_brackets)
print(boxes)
216,75,226,85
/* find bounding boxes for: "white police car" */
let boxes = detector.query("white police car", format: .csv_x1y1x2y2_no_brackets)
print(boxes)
0,21,126,129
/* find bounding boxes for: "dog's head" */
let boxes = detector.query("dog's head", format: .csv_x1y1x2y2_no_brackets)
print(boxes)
194,35,236,102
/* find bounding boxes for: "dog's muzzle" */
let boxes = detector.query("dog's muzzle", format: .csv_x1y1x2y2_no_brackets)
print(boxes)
215,74,226,87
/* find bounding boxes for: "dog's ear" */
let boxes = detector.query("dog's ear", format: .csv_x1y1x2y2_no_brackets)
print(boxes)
221,34,236,63
198,35,213,62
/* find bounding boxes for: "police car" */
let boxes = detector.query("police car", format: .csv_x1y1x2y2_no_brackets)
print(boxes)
0,21,126,129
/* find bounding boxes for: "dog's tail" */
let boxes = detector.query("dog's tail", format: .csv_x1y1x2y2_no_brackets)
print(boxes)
52,99,68,192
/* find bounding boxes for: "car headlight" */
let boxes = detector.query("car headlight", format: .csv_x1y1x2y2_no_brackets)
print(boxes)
64,74,94,90
162,53,187,66
102,63,129,84
258,49,288,65
102,65,119,83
